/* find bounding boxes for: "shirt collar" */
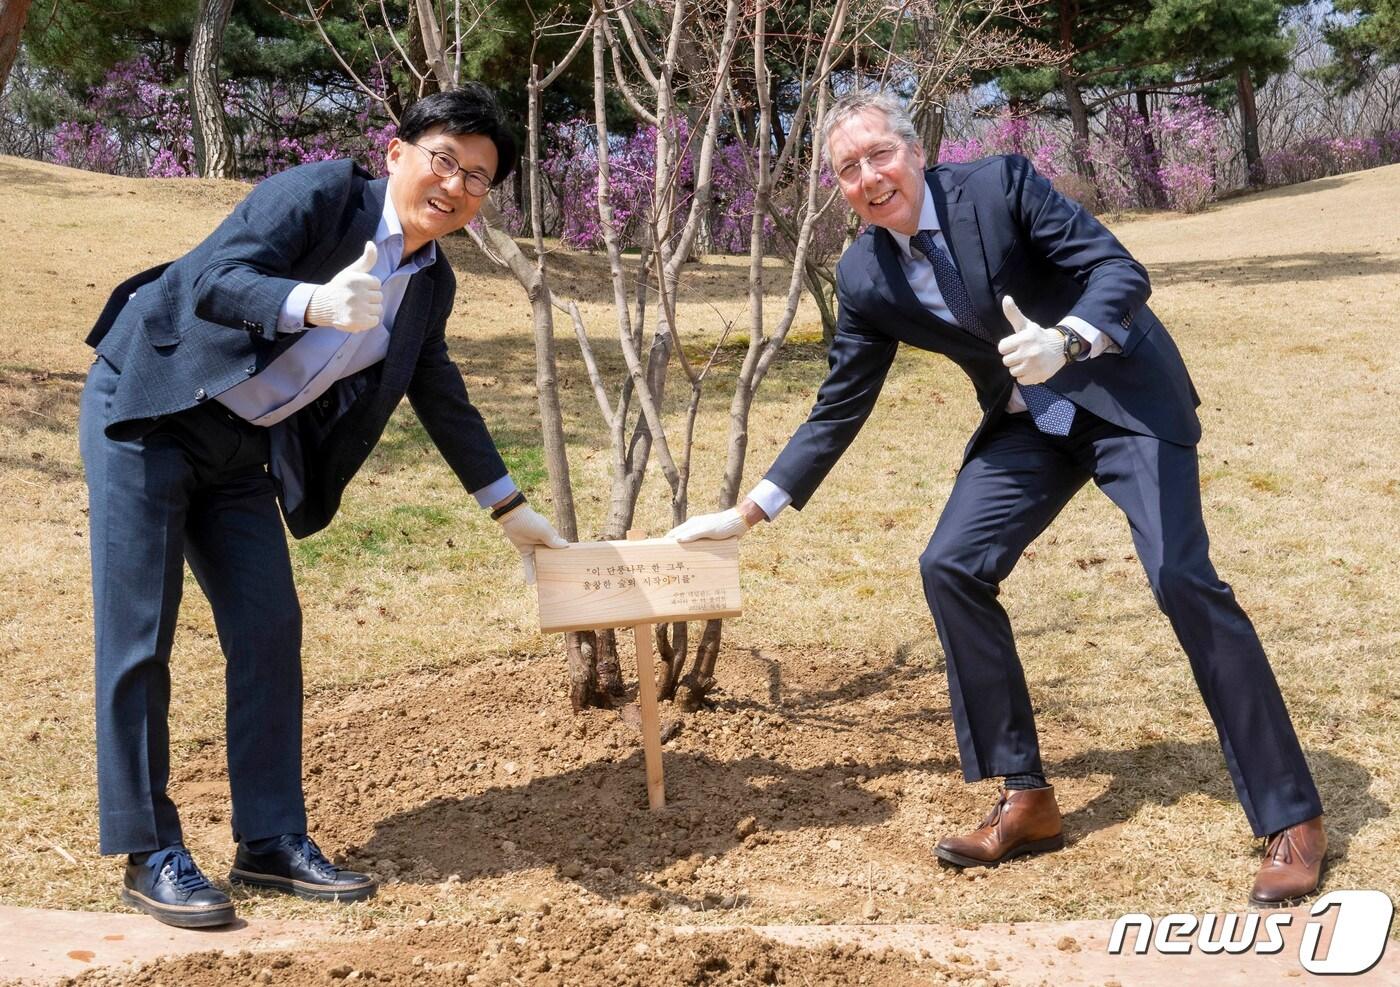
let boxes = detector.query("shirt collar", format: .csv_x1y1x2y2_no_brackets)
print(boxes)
889,182,939,261
377,191,437,274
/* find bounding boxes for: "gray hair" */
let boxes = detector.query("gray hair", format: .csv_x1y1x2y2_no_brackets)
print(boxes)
821,90,920,163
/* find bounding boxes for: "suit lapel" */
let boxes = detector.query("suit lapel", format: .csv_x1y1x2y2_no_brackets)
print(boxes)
929,171,1004,340
871,227,927,317
380,255,442,394
339,178,388,274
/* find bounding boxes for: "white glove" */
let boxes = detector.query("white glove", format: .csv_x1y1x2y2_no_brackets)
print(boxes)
668,508,751,543
497,503,569,585
305,241,383,332
997,296,1066,386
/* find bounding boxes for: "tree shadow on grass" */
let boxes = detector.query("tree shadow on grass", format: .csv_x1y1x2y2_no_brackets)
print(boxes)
1152,250,1400,288
0,365,86,438
0,160,88,196
722,644,954,734
1049,740,1383,858
1243,175,1358,200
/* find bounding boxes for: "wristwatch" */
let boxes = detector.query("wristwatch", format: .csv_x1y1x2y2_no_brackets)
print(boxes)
1053,325,1088,362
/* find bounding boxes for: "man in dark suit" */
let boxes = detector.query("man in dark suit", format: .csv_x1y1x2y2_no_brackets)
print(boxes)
672,90,1326,905
79,84,566,927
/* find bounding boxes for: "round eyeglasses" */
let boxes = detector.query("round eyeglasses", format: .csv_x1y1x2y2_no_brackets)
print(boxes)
834,144,901,185
411,143,493,197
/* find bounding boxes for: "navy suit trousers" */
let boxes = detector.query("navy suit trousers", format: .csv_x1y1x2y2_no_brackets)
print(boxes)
920,410,1322,836
80,356,307,854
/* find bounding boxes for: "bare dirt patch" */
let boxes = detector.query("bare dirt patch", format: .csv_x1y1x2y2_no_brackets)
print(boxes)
50,920,941,987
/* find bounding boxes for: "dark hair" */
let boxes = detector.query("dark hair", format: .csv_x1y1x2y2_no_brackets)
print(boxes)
398,83,519,187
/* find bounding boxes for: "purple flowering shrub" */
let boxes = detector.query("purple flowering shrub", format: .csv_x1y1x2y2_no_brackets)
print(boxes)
41,56,1400,230
1088,105,1161,211
946,99,1226,213
246,60,399,178
537,115,815,255
47,56,397,180
940,111,1065,182
1261,132,1400,185
51,121,122,174
1152,98,1228,212
49,56,193,176
1082,98,1228,212
540,117,704,251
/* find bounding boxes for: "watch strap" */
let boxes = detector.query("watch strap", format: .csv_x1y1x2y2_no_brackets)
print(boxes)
490,491,528,521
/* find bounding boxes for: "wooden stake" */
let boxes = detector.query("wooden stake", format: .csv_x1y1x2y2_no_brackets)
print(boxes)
628,528,666,811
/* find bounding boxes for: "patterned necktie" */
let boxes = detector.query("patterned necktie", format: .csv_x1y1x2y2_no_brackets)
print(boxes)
911,229,1075,436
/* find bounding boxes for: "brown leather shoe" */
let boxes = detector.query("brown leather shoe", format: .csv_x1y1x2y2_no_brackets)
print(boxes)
1250,815,1326,908
934,787,1064,867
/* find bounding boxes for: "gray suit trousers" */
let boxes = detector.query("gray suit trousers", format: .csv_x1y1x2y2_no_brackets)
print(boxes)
80,355,307,854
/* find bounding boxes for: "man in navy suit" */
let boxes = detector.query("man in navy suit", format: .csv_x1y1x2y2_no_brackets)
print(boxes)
79,84,567,927
672,91,1326,905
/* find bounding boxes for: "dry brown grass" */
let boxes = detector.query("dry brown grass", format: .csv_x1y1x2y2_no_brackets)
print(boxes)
1,154,1397,932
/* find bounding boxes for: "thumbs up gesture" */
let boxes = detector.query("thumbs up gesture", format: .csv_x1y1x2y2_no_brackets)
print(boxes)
305,241,383,333
997,295,1066,386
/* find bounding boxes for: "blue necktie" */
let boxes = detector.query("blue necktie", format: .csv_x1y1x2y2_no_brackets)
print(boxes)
911,229,1075,436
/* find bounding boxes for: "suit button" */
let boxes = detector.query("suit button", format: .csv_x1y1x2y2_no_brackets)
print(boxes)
194,388,208,402
318,398,332,410
245,364,256,375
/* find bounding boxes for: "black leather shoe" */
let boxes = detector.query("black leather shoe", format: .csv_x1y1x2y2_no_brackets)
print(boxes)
120,845,235,928
229,833,377,902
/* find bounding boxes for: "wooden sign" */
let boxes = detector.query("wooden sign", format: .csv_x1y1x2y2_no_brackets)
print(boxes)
534,537,742,634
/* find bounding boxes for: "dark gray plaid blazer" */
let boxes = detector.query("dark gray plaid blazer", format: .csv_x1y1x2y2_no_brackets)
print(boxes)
86,159,507,537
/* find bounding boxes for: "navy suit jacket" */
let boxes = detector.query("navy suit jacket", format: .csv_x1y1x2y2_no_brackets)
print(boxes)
86,159,508,537
765,155,1202,510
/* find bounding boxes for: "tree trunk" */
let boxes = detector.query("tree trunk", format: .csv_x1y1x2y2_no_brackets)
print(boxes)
415,0,454,91
914,99,945,162
805,259,837,347
594,628,626,699
399,0,426,113
1135,90,1166,208
1057,0,1093,182
514,164,528,235
1062,70,1094,182
568,631,599,710
677,618,723,710
1236,64,1264,186
656,620,688,700
524,69,601,711
187,0,236,179
769,75,787,158
0,0,32,101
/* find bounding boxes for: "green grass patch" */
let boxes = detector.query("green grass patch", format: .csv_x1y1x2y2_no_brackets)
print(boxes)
492,428,547,494
371,412,435,468
293,502,460,569
357,409,547,496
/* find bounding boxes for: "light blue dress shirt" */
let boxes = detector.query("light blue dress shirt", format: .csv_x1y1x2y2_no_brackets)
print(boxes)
216,193,517,508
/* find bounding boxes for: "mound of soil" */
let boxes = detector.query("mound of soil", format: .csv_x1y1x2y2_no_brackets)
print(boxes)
54,916,974,987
